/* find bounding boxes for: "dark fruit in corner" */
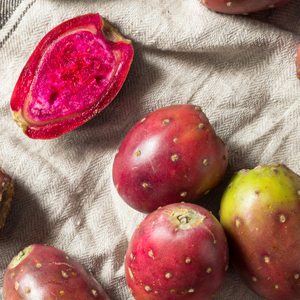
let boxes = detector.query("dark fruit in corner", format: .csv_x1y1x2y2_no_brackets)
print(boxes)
3,244,110,299
11,13,133,139
0,168,14,229
125,203,229,299
199,0,292,14
220,163,300,300
113,104,229,213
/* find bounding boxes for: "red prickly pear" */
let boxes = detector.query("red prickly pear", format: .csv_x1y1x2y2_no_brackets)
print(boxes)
112,104,229,213
3,244,110,299
11,13,133,139
220,163,300,300
296,44,300,79
199,0,292,14
0,168,14,229
125,203,229,300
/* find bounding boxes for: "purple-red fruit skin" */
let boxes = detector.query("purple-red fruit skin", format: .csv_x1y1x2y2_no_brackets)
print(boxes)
296,44,300,79
125,203,229,300
200,0,292,14
3,244,110,299
11,13,133,139
113,104,229,213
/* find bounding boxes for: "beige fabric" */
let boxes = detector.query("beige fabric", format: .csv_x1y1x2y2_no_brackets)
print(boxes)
1,0,300,299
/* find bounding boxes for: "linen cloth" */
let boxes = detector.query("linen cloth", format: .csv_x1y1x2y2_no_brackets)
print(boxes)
1,0,300,299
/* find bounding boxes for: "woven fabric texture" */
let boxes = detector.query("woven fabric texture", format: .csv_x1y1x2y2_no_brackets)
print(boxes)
1,0,300,299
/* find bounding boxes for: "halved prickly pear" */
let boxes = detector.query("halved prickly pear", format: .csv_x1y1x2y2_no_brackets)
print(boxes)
11,13,133,139
3,244,110,299
296,44,300,79
220,163,300,300
112,104,229,213
0,168,14,229
199,0,293,14
125,203,229,299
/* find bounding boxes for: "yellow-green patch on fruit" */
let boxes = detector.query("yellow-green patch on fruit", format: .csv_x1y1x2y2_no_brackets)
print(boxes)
221,164,300,229
220,163,300,300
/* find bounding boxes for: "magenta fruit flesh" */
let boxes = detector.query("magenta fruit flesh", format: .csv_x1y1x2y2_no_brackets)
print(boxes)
11,13,133,139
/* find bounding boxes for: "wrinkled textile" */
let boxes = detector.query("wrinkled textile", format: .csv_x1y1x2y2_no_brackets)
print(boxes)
1,0,300,299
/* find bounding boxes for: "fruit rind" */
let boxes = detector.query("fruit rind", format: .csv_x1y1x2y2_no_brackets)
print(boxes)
220,164,300,227
296,44,300,79
9,245,33,269
3,244,110,299
11,13,133,139
199,0,292,14
220,163,300,300
113,104,229,213
125,203,229,300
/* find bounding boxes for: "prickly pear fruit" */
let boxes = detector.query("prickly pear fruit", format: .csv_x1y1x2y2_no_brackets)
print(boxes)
125,203,229,300
199,0,292,14
3,244,110,299
296,44,300,79
220,163,300,300
11,13,133,139
0,168,14,229
112,104,229,213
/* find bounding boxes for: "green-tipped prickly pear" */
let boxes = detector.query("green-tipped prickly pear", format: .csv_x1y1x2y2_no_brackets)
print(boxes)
3,244,110,299
220,163,300,300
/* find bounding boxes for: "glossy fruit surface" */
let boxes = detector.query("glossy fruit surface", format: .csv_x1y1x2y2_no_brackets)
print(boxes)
296,44,300,79
125,203,229,300
220,164,300,300
113,104,229,213
3,244,110,299
11,13,133,139
199,0,292,14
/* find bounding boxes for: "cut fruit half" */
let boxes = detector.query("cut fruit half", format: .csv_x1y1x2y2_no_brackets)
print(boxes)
11,13,134,139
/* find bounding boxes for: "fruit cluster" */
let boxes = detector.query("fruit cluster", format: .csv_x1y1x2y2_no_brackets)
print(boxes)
2,0,300,298
114,105,300,300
